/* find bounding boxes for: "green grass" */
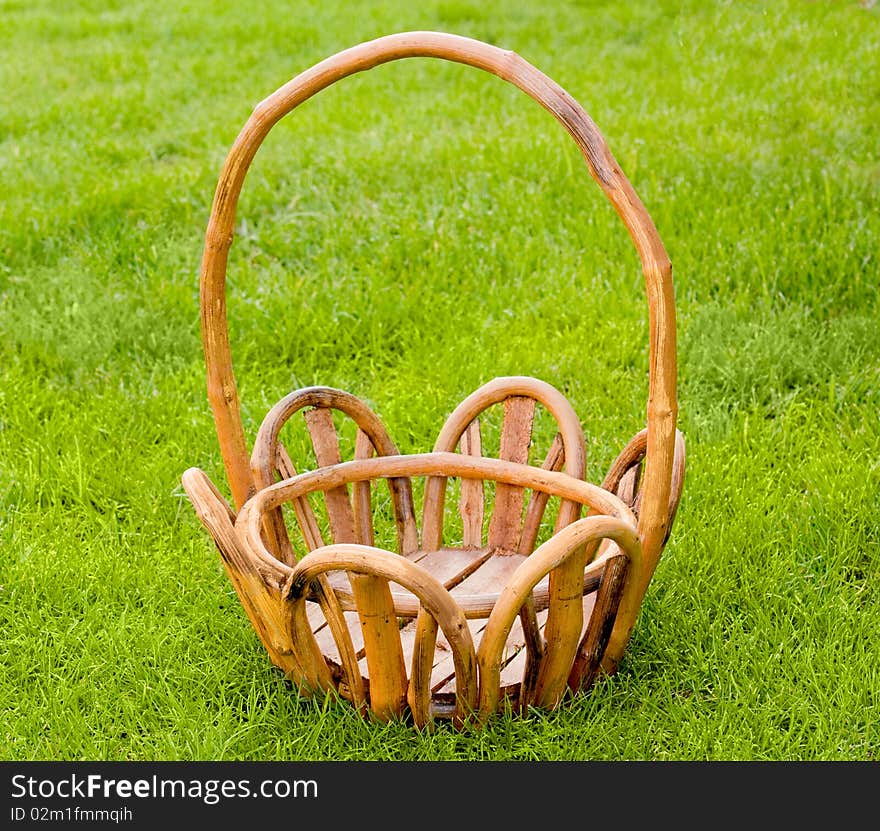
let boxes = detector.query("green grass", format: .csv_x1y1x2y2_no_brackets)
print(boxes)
1,0,878,761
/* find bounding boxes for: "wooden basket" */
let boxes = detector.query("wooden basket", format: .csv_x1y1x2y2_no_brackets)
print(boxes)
182,31,685,729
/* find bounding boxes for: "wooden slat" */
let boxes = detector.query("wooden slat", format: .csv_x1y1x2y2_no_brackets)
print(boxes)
352,429,375,547
500,593,597,690
286,430,418,554
531,543,589,710
249,441,297,567
517,595,544,705
309,546,601,622
395,551,533,696
321,546,493,614
568,555,629,693
306,599,329,633
304,407,357,543
305,579,366,708
388,475,419,554
276,445,325,552
518,433,565,555
277,445,367,703
261,503,298,567
429,618,487,692
498,608,548,691
274,446,364,703
527,465,586,711
362,572,604,706
312,609,364,663
351,572,407,719
305,407,406,718
406,547,493,589
442,620,525,696
459,419,484,548
405,611,438,728
449,551,528,603
252,387,419,557
435,611,534,696
487,396,535,551
616,464,641,511
420,475,446,554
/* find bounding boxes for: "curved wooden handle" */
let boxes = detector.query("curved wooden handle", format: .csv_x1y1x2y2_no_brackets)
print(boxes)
200,30,677,589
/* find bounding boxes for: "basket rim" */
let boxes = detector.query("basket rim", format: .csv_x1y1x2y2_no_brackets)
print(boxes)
242,450,634,523
234,451,638,585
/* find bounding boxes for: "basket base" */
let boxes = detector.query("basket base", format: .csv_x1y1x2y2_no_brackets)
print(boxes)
184,373,686,726
303,541,608,717
311,590,599,717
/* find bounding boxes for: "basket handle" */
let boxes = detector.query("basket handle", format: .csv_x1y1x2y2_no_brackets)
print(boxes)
200,30,677,583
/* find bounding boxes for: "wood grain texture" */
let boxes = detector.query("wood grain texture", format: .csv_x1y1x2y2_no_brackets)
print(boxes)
188,443,648,722
275,445,324,553
407,610,440,729
236,452,636,579
353,429,375,547
458,419,484,549
487,396,535,552
304,406,356,543
315,547,605,620
423,376,586,550
271,445,364,706
251,387,418,556
568,554,629,693
182,468,301,680
518,433,565,555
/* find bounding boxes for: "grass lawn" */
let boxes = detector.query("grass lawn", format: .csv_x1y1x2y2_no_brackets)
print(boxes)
1,0,878,761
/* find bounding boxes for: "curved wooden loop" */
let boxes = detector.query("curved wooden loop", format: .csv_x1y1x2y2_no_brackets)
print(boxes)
235,451,637,579
283,544,478,728
290,553,615,621
253,387,399,482
432,376,586,473
184,470,366,706
251,385,418,554
200,32,677,595
476,515,642,720
602,428,686,539
423,376,593,700
422,375,587,550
